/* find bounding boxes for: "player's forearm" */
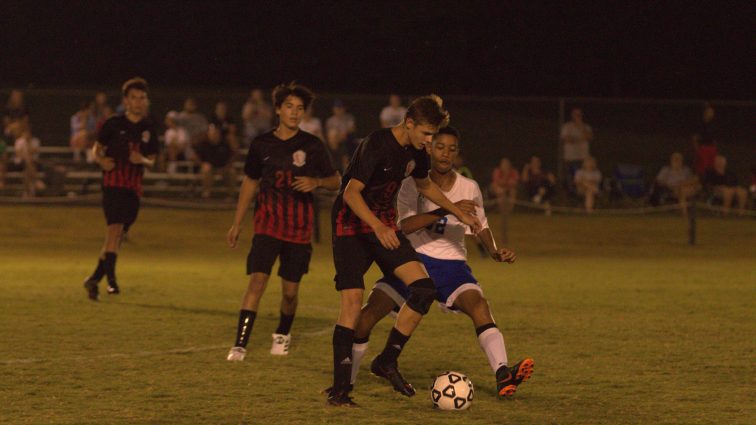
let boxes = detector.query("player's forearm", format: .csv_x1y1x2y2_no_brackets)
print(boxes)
318,173,341,191
418,184,467,220
142,155,156,168
476,227,497,256
343,190,383,229
399,212,447,234
232,177,258,226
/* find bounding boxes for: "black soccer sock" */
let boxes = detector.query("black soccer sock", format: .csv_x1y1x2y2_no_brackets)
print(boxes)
353,335,370,344
275,311,295,335
332,325,355,393
89,257,105,282
103,252,117,285
377,327,410,364
234,310,257,348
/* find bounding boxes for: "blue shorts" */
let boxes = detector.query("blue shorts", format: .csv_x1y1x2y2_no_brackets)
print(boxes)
374,253,481,312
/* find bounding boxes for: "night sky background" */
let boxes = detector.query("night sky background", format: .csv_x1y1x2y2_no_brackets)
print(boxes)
1,1,753,99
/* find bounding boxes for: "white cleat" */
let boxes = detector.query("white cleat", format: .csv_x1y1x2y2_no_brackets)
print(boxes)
270,333,291,356
226,346,247,361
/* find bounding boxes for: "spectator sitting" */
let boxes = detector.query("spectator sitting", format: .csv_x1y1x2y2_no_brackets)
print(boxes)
90,91,113,133
210,101,238,150
705,155,747,216
3,89,30,142
490,157,519,213
164,111,190,174
453,154,473,179
522,155,556,210
574,156,602,213
176,97,209,148
195,124,236,199
241,88,273,143
654,152,700,215
693,103,718,177
70,101,92,163
379,93,407,128
299,105,323,140
560,107,593,179
326,99,356,155
11,125,45,197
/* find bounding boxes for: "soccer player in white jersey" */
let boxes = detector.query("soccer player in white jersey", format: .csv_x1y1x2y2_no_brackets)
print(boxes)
350,126,534,398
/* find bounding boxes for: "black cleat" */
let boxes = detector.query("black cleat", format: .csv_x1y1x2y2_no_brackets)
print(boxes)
322,384,353,395
327,390,359,408
370,356,415,397
83,278,99,301
107,282,120,295
497,358,534,397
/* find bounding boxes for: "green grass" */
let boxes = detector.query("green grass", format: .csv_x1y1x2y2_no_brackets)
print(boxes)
1,205,754,424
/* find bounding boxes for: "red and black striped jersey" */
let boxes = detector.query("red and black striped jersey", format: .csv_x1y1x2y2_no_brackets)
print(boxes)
98,115,159,197
245,129,336,244
332,128,430,236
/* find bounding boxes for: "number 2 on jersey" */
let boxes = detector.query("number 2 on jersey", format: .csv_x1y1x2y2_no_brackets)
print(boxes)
275,170,293,188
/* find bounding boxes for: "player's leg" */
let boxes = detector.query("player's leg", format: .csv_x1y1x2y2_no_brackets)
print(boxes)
454,288,533,397
351,282,403,385
228,234,280,361
328,235,371,406
270,241,312,355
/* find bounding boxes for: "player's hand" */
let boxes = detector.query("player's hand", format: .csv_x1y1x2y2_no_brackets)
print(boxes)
459,213,482,234
99,157,115,171
454,199,477,215
227,224,241,248
129,150,145,165
292,176,319,192
373,223,400,250
491,247,516,263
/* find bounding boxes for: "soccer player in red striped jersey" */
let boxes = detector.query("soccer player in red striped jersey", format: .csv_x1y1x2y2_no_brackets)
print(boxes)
226,83,340,361
83,77,158,300
326,95,482,407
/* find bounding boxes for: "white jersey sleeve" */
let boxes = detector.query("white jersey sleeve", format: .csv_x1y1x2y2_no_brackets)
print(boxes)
396,176,419,225
467,180,490,235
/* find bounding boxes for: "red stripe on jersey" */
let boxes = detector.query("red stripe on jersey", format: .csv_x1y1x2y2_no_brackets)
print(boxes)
297,200,305,233
305,201,313,241
286,194,294,241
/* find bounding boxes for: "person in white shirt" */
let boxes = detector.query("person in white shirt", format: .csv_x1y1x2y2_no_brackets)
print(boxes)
299,105,323,140
379,94,407,128
163,111,190,174
560,108,593,173
574,156,602,213
341,126,534,399
12,125,45,197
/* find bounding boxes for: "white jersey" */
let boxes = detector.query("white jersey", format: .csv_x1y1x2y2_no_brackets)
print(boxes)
397,172,489,261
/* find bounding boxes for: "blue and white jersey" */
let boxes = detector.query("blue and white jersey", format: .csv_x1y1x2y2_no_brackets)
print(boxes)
397,172,488,261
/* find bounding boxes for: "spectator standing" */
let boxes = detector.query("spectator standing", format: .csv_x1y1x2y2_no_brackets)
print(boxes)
299,105,323,140
210,101,238,150
705,155,747,216
379,94,407,128
654,152,700,215
176,97,208,148
693,103,718,177
241,88,273,143
560,107,593,176
3,89,30,140
196,124,236,199
574,156,602,213
326,99,356,154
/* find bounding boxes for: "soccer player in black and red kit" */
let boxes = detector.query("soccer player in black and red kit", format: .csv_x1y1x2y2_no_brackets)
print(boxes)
327,95,482,406
83,77,159,300
226,83,340,361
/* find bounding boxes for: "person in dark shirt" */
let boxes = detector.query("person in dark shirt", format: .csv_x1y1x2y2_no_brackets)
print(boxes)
2,89,30,140
83,77,159,300
693,103,718,177
195,124,236,198
225,83,341,362
326,95,482,407
706,155,747,216
209,100,238,150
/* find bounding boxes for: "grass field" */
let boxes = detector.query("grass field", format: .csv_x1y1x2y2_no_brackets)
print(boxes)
1,205,754,424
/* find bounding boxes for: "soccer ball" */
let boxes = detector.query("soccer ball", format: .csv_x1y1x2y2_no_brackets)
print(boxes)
430,371,474,411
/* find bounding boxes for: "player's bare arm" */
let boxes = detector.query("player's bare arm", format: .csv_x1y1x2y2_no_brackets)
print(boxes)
92,142,115,171
129,151,156,168
292,172,341,192
342,178,400,250
477,227,516,263
399,199,477,234
227,176,259,248
414,176,482,233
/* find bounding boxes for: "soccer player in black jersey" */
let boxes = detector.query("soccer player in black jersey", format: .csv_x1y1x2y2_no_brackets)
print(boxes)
226,83,340,361
327,95,482,407
83,77,159,300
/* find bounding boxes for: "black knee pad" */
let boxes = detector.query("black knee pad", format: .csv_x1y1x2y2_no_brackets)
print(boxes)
405,278,437,315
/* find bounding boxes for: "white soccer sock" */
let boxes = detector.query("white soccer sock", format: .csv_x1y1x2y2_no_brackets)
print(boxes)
350,342,369,384
478,327,508,373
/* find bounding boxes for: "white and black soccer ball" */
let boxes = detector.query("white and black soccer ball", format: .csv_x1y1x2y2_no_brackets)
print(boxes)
430,371,474,411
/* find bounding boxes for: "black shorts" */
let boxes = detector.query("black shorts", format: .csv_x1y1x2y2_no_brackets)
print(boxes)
247,233,312,283
102,187,140,232
332,231,419,291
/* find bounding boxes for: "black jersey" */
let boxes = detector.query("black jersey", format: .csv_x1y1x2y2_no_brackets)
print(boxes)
98,115,159,196
332,128,430,236
245,129,336,243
